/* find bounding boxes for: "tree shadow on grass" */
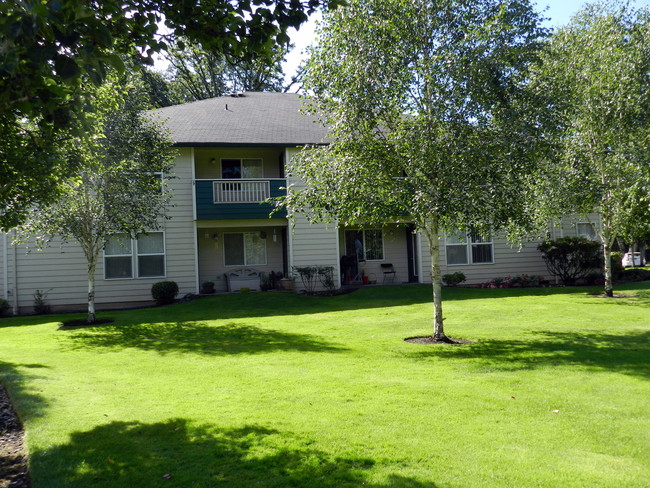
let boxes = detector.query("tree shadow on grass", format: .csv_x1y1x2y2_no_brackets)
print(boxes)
583,290,650,308
30,419,438,488
0,361,49,420
406,330,650,379
58,321,348,356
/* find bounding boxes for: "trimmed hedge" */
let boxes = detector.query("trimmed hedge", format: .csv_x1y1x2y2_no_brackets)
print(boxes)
151,281,179,305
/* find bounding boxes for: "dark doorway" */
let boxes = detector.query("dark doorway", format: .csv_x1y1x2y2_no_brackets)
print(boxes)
406,225,419,283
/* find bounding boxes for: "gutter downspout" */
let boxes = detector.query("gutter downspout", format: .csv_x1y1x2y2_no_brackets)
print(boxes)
12,231,18,315
190,147,200,294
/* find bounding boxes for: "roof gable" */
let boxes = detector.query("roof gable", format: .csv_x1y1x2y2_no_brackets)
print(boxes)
150,92,329,146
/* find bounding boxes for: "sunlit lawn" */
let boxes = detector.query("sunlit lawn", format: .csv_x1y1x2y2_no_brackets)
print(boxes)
1,283,649,487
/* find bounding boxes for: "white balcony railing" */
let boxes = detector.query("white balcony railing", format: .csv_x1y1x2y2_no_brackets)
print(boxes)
213,180,270,204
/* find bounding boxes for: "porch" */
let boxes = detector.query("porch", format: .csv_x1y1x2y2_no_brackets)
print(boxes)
197,222,288,293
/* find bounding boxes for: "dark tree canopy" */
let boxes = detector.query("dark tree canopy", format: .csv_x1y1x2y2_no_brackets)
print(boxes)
163,39,287,103
0,0,342,230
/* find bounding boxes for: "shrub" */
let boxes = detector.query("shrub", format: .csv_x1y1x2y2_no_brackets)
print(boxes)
33,289,51,314
538,237,601,285
0,299,10,317
317,266,337,294
621,268,650,282
610,251,624,279
151,281,179,305
480,274,545,288
442,272,466,286
293,266,336,294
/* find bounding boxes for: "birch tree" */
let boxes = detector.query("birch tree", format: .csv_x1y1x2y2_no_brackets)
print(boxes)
283,0,550,342
532,1,650,296
19,78,176,323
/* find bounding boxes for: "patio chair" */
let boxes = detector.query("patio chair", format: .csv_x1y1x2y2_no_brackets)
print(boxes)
381,263,396,284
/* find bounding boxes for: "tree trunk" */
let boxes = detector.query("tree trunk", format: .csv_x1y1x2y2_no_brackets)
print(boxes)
602,222,614,298
87,261,96,323
425,218,447,341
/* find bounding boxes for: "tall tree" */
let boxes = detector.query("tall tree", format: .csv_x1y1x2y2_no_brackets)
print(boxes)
163,39,287,103
531,1,650,296
0,0,343,230
18,77,176,323
283,0,549,341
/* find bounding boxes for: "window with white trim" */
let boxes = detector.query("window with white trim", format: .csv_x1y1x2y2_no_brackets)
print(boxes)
576,222,597,241
221,159,263,179
136,233,166,277
446,229,493,265
104,234,133,279
345,229,384,261
104,232,166,279
223,232,267,266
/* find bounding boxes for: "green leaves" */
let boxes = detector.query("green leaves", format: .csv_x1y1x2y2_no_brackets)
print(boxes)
0,1,338,229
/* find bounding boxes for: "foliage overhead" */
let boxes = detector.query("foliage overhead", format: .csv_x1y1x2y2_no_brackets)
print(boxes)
283,0,550,339
162,38,287,103
0,0,342,230
531,0,650,296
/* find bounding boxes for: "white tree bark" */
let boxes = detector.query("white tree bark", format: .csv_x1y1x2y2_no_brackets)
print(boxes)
425,217,447,341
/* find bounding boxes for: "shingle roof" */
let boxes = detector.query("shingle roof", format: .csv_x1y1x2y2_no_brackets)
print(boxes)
150,92,329,146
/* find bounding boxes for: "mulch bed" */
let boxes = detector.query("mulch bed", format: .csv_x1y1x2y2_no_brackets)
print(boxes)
0,386,30,488
58,318,115,328
404,336,474,345
587,293,637,299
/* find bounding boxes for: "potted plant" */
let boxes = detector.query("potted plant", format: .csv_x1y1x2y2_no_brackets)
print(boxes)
201,281,215,294
279,275,295,291
260,274,273,291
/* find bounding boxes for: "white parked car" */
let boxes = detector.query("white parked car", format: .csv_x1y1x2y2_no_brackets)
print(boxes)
622,252,643,267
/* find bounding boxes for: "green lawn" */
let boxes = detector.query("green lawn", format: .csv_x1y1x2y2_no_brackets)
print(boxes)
1,283,649,488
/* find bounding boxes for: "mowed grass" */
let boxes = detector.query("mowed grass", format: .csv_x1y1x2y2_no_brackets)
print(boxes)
1,283,649,488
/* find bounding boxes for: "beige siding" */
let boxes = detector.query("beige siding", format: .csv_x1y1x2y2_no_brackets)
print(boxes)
6,148,198,313
417,230,550,285
194,147,284,179
286,148,341,291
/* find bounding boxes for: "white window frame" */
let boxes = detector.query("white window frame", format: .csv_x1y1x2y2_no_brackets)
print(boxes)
446,229,494,266
104,231,167,280
136,232,166,278
104,234,134,280
223,231,268,267
220,158,264,179
346,229,385,262
576,222,598,241
362,229,384,261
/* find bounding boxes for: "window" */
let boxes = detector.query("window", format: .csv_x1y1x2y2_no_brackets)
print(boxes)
446,229,493,265
576,223,597,241
221,159,263,179
137,233,165,277
104,234,133,279
104,232,166,279
223,232,267,266
345,230,384,261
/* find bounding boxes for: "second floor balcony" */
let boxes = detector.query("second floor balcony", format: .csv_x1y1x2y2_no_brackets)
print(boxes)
195,179,287,220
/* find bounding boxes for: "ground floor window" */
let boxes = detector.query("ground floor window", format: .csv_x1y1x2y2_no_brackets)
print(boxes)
104,232,166,279
446,229,493,265
223,232,267,266
345,229,384,261
576,222,598,241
